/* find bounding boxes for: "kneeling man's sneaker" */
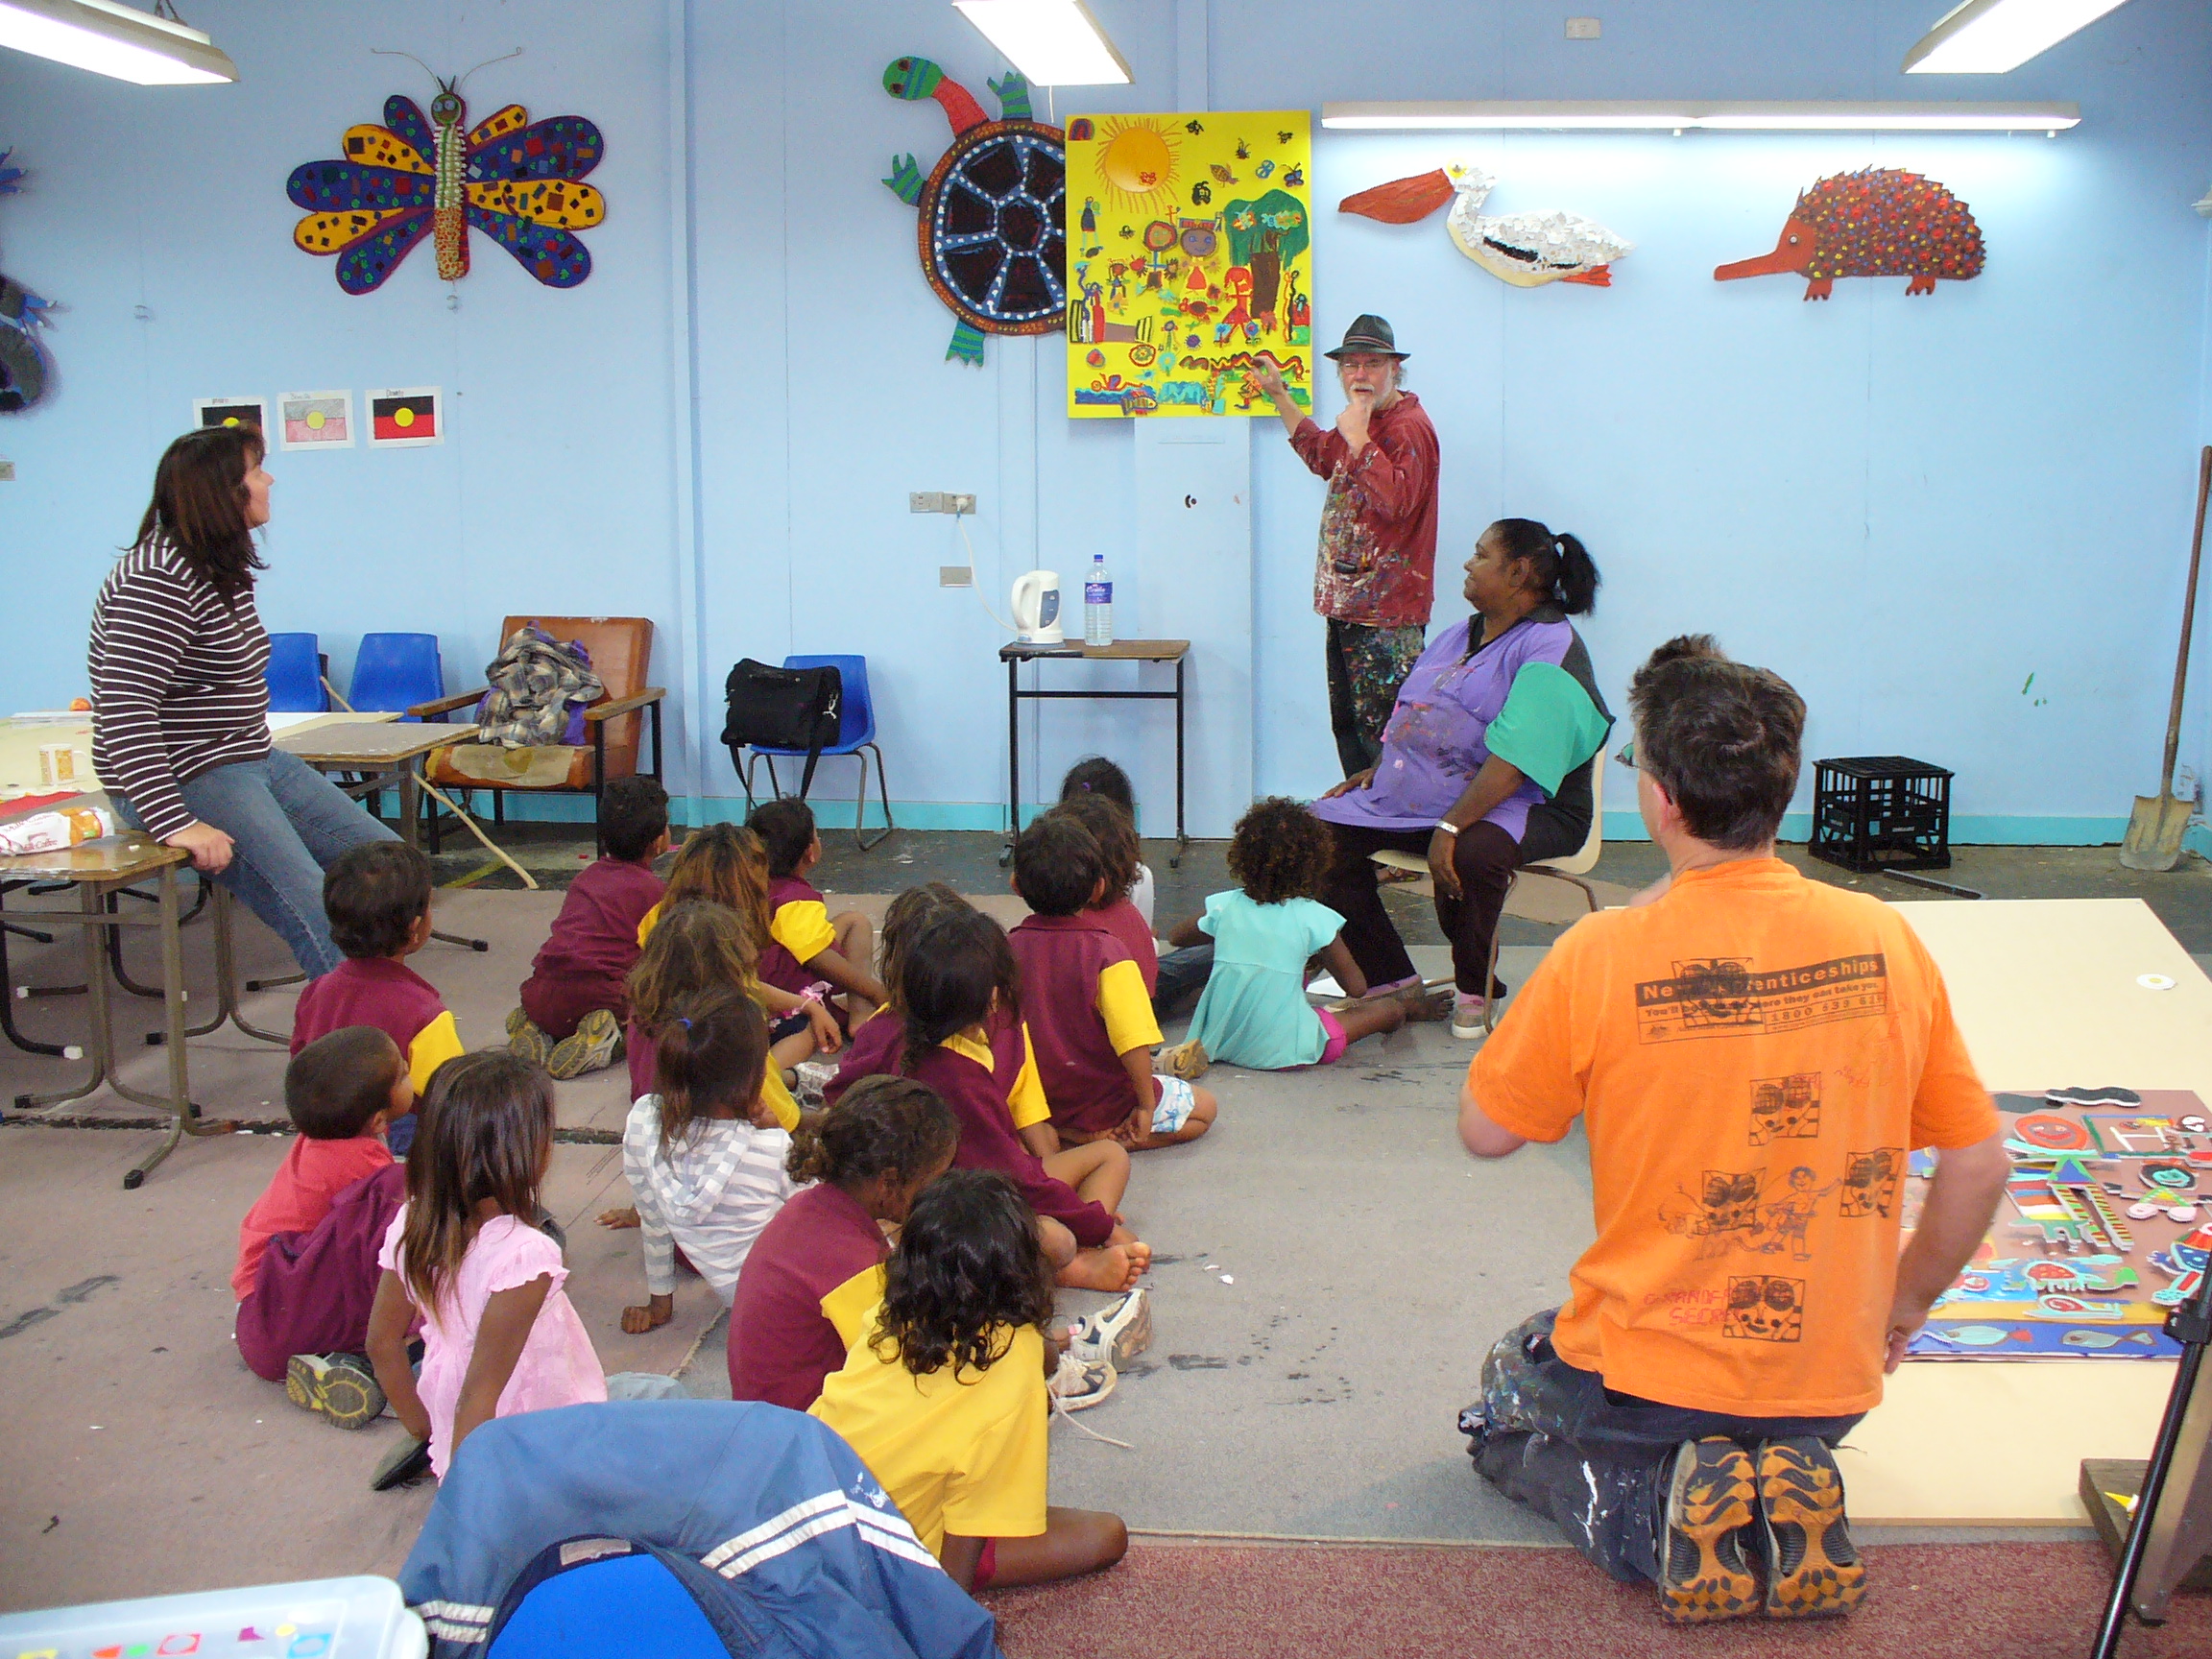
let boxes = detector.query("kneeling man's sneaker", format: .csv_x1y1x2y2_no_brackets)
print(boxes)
1659,1436,1762,1624
547,1007,621,1078
1756,1436,1865,1618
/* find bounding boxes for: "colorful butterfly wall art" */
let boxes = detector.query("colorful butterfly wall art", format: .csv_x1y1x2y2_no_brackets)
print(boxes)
285,77,605,294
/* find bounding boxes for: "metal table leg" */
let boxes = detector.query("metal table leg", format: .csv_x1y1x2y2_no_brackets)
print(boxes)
1001,655,1022,867
11,867,236,1189
0,882,79,1057
1171,655,1189,869
146,884,290,1048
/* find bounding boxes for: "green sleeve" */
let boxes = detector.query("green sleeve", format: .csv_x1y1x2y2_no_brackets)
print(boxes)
1485,661,1611,796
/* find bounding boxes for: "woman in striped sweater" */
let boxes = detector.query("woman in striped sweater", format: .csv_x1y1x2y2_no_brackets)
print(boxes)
90,425,400,977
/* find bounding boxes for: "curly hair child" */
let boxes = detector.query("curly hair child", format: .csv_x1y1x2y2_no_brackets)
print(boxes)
1160,797,1439,1076
809,1168,1127,1590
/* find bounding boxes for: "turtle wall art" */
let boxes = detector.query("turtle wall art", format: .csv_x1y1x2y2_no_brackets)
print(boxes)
1063,109,1314,417
882,57,1066,366
0,149,56,414
1339,162,1632,289
1716,168,1984,300
286,60,605,294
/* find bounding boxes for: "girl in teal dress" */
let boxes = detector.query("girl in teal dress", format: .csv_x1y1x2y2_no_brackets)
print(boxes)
1159,799,1439,1077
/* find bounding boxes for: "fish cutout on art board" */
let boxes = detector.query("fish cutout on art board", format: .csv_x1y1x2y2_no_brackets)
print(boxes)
1339,162,1632,289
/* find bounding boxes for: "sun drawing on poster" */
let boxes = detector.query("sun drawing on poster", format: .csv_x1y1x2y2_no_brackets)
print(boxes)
1092,116,1183,215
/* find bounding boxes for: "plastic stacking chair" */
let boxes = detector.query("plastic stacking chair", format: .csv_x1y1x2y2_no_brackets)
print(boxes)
264,633,327,713
349,632,445,720
736,654,895,852
1371,743,1606,1033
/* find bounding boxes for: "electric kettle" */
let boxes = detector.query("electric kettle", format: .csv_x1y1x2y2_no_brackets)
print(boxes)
1011,570,1064,645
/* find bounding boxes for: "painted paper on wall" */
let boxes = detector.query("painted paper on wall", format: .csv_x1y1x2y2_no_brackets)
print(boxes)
1715,168,1984,301
1063,110,1313,418
367,387,441,447
0,149,56,416
1340,162,1632,289
193,397,267,432
278,389,354,450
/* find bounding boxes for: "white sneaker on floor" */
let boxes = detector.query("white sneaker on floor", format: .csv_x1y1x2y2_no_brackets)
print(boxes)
1049,1351,1117,1411
1451,992,1489,1040
1067,1288,1152,1367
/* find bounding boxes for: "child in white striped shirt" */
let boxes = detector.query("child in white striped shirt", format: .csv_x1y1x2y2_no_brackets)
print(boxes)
619,988,797,1334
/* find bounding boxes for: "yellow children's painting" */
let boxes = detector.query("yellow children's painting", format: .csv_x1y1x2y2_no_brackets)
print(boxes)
1063,110,1313,419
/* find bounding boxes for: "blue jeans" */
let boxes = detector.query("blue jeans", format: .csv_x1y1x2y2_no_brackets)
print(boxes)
1153,944,1214,1019
112,751,400,979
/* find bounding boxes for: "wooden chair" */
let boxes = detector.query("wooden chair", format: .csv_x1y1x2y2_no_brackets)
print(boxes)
1371,745,1607,1034
409,616,665,855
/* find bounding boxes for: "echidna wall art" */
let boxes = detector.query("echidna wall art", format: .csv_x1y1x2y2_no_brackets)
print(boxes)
1716,168,1984,300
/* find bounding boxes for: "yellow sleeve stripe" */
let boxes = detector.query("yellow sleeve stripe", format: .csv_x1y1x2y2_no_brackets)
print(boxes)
408,1010,466,1094
770,900,837,964
637,901,664,950
1095,958,1163,1057
1007,1024,1050,1130
821,1265,887,1349
761,1060,800,1131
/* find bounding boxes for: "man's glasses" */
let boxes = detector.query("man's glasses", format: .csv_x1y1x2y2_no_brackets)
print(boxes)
1613,739,1638,770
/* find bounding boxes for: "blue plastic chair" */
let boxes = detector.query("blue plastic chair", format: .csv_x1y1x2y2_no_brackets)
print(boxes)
488,1553,731,1659
347,632,445,720
738,654,894,850
264,632,327,712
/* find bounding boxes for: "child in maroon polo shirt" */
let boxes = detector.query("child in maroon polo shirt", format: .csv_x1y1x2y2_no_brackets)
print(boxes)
894,905,1148,1292
1008,815,1216,1152
508,777,671,1079
729,1074,958,1410
745,798,889,1019
293,842,460,1156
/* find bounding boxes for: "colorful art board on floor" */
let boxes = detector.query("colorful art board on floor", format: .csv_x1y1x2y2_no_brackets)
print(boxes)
1907,1089,2206,1361
1063,109,1313,418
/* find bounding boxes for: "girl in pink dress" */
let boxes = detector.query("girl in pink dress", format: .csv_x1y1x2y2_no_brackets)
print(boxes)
367,1052,669,1480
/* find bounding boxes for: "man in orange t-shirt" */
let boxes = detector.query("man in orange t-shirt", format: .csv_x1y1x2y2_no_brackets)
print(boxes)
1457,637,2007,1625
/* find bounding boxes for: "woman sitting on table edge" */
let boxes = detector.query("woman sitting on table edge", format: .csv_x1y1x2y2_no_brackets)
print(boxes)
1310,518,1611,1041
89,425,400,978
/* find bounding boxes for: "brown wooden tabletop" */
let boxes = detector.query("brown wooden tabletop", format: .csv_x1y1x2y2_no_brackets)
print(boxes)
0,830,186,883
999,639,1190,662
276,722,479,764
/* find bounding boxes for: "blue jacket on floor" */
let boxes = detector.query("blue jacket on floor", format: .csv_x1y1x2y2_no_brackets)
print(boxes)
398,1400,1001,1659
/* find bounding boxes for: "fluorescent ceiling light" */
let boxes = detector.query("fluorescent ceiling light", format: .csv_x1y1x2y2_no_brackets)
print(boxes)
1320,100,2079,132
0,0,236,84
952,0,1130,86
1905,0,2130,75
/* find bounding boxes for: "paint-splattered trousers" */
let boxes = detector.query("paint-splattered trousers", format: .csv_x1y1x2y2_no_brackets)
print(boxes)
1323,618,1428,778
1460,1309,1864,1584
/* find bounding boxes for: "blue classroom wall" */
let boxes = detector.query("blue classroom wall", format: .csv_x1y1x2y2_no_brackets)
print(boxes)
2,0,2209,843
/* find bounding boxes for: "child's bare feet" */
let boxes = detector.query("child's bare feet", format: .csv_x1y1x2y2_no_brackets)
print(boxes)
1058,1243,1147,1292
597,1206,640,1229
1400,984,1454,1022
620,1294,673,1334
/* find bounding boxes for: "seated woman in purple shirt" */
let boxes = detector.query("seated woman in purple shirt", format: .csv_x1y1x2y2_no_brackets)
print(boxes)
1311,519,1610,1041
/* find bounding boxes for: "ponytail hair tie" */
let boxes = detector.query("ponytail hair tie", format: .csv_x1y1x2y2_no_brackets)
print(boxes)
677,1017,692,1030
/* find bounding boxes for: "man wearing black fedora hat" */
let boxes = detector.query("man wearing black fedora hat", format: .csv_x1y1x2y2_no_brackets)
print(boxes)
1257,315,1442,778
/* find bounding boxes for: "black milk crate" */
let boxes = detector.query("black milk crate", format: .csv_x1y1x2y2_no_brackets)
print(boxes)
1809,757,1954,873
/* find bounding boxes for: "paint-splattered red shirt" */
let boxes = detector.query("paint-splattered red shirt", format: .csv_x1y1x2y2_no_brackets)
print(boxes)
1291,391,1441,628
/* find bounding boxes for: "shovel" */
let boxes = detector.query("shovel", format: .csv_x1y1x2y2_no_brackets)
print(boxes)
2121,445,2212,871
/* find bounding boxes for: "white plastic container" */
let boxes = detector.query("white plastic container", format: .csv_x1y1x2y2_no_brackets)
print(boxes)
0,1575,426,1659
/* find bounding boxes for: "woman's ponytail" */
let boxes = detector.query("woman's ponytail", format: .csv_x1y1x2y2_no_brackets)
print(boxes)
1490,517,1601,617
1553,532,1599,616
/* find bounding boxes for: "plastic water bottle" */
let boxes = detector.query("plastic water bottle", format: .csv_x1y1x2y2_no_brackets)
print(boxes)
1083,553,1115,646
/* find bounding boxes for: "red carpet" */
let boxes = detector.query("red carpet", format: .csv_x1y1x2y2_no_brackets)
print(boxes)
982,1540,2210,1658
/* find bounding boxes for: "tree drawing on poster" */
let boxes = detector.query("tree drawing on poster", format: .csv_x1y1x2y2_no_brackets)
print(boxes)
1063,111,1313,418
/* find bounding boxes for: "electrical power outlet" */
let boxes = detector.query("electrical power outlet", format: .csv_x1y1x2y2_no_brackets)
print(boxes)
1566,16,1600,39
908,492,977,514
939,565,974,588
949,493,975,514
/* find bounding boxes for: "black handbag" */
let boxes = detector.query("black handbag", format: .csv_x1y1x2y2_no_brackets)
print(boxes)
722,660,843,797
